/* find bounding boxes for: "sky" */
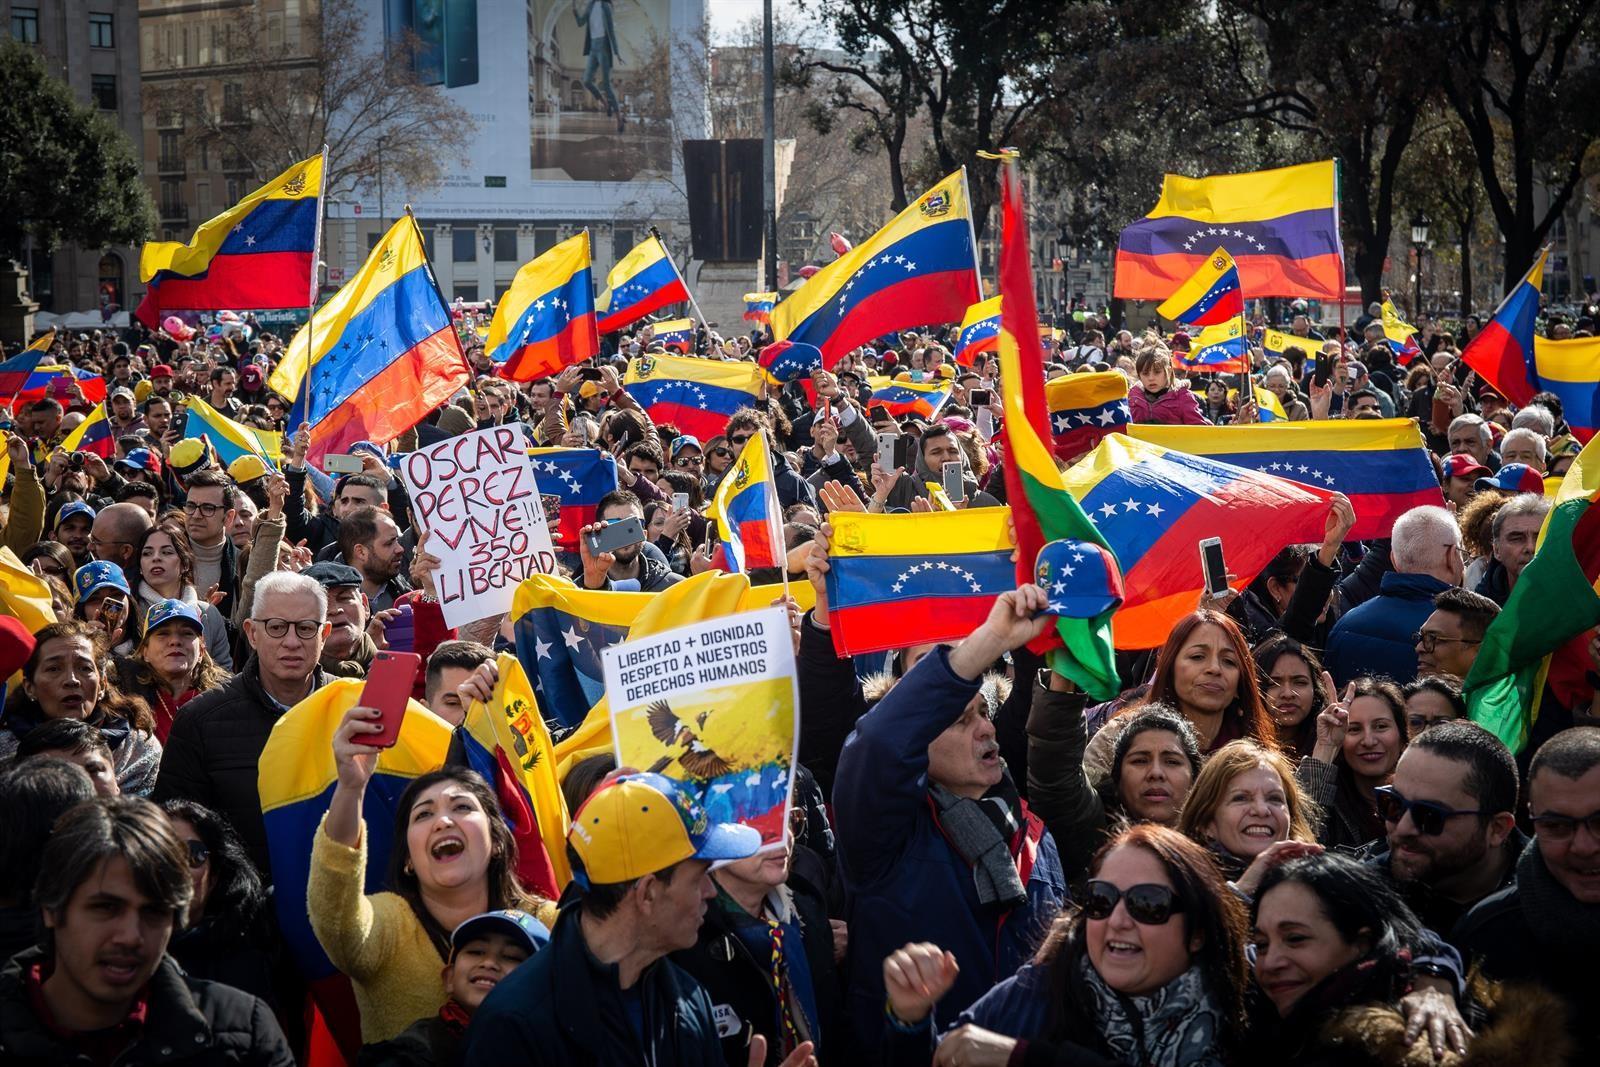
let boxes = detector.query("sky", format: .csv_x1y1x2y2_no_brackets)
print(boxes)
707,0,815,44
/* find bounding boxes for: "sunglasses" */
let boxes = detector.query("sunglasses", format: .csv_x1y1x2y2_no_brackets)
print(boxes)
1374,785,1483,836
674,454,703,468
184,838,209,869
710,446,733,458
1082,880,1183,925
1530,809,1600,842
729,434,754,448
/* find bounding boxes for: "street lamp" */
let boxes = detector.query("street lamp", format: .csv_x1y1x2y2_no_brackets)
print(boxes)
1411,212,1430,317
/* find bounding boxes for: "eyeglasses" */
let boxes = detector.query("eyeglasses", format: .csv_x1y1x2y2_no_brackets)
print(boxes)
1530,809,1600,842
1081,880,1183,925
184,839,209,869
189,501,227,517
1410,630,1480,654
254,618,323,640
674,454,703,468
710,446,733,458
1374,785,1483,835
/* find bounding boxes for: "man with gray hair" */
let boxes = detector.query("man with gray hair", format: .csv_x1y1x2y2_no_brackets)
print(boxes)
1499,427,1547,473
1447,414,1495,467
1325,505,1463,685
1475,493,1554,606
155,571,331,876
1510,403,1556,438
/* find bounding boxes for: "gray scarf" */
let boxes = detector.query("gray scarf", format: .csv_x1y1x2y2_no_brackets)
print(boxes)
929,781,1026,907
1079,960,1226,1067
1516,835,1600,946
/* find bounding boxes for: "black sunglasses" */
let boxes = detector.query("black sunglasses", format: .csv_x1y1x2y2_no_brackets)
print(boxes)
1530,809,1600,842
1082,880,1183,925
710,446,733,458
1374,785,1483,836
184,839,209,869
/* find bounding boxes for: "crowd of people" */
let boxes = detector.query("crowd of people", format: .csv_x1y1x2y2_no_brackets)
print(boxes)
0,298,1595,1067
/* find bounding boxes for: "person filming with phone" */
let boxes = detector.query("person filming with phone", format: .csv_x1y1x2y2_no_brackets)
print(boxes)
577,490,682,592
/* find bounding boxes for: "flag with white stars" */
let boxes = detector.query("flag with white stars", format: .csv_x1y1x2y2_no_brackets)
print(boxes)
1175,319,1250,373
1156,247,1244,328
511,579,638,729
487,232,599,381
1046,370,1131,461
651,317,696,353
756,339,824,386
527,447,619,550
623,351,764,440
955,295,1002,365
866,375,954,419
596,235,690,335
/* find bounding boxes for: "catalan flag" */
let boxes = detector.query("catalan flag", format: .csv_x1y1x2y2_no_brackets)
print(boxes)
1157,247,1245,327
596,234,690,334
136,154,322,327
954,297,1002,366
744,292,778,323
771,170,981,367
1116,160,1344,301
867,375,953,419
271,215,471,463
757,339,824,385
487,232,599,381
707,432,784,572
527,447,619,551
0,331,55,406
182,396,277,470
622,351,763,440
652,317,696,353
1176,320,1249,373
57,402,114,458
1381,299,1423,366
1047,370,1131,461
1061,434,1332,648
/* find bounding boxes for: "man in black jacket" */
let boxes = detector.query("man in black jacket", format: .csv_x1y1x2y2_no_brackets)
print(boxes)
154,571,332,877
0,797,292,1065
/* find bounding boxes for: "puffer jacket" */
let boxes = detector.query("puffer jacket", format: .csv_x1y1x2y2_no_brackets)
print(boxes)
1128,385,1207,425
1323,571,1452,687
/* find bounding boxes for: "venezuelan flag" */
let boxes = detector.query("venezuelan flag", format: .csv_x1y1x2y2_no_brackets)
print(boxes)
707,433,784,571
527,447,619,551
0,331,54,406
623,351,762,440
0,546,57,633
1157,247,1244,327
1047,370,1131,461
1251,383,1288,422
1381,299,1423,366
596,235,690,334
1040,326,1065,353
182,396,277,470
58,402,114,458
272,216,470,463
136,154,322,327
511,576,638,729
652,317,696,353
487,232,599,382
1116,160,1344,301
771,170,981,367
1176,320,1249,373
757,339,823,385
744,292,778,324
825,509,1016,656
867,375,953,419
1062,434,1332,648
7,365,106,410
954,296,1002,366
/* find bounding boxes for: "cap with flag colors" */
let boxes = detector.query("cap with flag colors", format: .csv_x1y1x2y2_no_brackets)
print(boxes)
568,771,761,886
706,433,784,572
1156,247,1244,327
182,396,277,471
867,375,953,419
57,402,115,458
651,317,695,353
771,170,981,367
1060,434,1333,648
757,339,823,385
954,296,1002,366
486,232,599,381
136,154,322,327
527,447,619,551
271,215,470,463
1035,539,1124,621
1175,320,1249,372
1115,160,1344,300
1047,371,1131,461
1380,299,1423,366
596,234,690,334
743,292,778,323
622,351,763,440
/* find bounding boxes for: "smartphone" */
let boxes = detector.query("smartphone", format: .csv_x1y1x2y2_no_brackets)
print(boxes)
892,436,913,471
869,404,893,424
941,461,964,503
820,397,832,423
357,650,422,747
383,602,415,654
324,453,364,474
875,432,899,474
586,515,646,555
101,599,126,628
969,389,991,407
579,367,604,382
1199,537,1228,598
909,369,925,383
672,492,690,512
1312,358,1333,388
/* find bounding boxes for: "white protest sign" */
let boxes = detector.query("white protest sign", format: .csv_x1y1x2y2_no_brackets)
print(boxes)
401,423,558,628
602,606,799,850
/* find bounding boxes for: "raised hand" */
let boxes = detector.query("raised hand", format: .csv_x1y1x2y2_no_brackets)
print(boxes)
883,942,960,1025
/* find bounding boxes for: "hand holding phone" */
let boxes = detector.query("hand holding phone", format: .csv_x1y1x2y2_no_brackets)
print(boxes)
585,515,647,556
355,650,422,748
1199,537,1229,598
941,461,965,504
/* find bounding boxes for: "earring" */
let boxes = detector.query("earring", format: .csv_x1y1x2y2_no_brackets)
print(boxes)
403,862,413,876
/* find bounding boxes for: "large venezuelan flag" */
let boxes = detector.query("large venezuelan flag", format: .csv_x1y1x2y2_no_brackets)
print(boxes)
825,509,1016,656
487,232,599,381
57,402,115,458
707,433,784,572
867,375,953,419
182,396,277,470
596,235,690,334
0,331,55,406
955,296,1002,366
1047,370,1131,461
137,154,322,326
271,216,471,463
622,351,762,439
1116,160,1344,301
1062,434,1332,648
771,170,981,367
1129,420,1441,540
527,447,619,551
1157,247,1244,327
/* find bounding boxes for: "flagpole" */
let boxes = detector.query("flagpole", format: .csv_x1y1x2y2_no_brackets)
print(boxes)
651,226,712,349
298,145,329,440
1238,298,1249,424
959,165,984,298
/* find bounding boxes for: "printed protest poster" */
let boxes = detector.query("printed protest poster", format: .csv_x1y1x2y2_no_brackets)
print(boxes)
401,423,559,628
603,605,797,849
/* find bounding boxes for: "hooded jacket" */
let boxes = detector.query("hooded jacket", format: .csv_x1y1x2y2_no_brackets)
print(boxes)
1323,571,1453,687
883,433,1000,511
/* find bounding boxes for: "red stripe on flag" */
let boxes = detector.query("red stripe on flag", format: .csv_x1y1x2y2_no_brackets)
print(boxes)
596,280,690,334
1460,319,1536,408
498,313,600,382
308,326,469,460
636,400,742,441
828,594,999,655
1114,251,1345,302
818,269,980,366
137,251,315,323
736,517,782,569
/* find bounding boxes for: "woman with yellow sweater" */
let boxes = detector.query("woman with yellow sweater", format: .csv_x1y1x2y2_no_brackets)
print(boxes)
309,701,553,1043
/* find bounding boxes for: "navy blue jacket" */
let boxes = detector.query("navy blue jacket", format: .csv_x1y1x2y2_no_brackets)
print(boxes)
1323,571,1451,686
832,647,1066,1060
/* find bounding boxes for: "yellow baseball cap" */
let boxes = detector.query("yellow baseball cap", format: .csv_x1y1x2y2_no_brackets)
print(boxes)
567,772,761,885
228,454,269,483
168,437,212,478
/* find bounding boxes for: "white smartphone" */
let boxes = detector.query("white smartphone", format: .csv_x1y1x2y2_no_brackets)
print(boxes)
672,492,690,512
1199,537,1228,597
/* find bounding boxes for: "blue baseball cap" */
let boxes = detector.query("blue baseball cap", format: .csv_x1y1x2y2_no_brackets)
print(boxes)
1035,538,1125,619
449,909,550,960
144,598,203,635
73,561,130,605
55,501,96,526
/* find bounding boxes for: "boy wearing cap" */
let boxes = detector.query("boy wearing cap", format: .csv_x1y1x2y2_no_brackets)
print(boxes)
464,773,815,1067
359,909,548,1067
52,501,97,568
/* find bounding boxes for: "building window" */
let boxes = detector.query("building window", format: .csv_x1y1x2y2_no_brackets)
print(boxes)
98,253,124,310
534,227,559,256
222,82,244,122
612,227,635,263
493,228,518,262
91,75,117,111
453,284,479,303
89,12,113,48
226,178,241,203
367,231,382,252
10,7,38,44
452,229,476,263
158,131,180,170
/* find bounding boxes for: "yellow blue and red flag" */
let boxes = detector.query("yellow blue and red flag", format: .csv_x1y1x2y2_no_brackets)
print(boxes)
1116,160,1344,301
954,296,1002,366
707,433,784,572
596,235,690,334
271,215,471,463
771,170,981,367
622,350,762,440
744,292,778,324
487,232,599,382
1047,371,1131,461
1381,299,1423,366
182,396,277,470
867,375,953,419
1175,320,1249,373
6,365,106,411
57,402,115,458
1157,247,1244,327
0,331,56,407
136,154,323,327
652,317,696,353
528,447,619,551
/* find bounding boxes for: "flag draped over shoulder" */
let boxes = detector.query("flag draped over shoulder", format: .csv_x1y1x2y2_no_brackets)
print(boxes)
1156,248,1244,326
622,351,763,439
271,215,470,463
487,232,599,382
707,433,784,572
1466,433,1600,752
182,396,278,470
1116,160,1344,300
137,154,322,327
771,170,981,367
596,235,690,334
527,447,618,551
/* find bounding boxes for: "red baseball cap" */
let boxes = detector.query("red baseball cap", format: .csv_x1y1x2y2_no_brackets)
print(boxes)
1441,453,1490,479
150,364,174,378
